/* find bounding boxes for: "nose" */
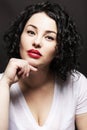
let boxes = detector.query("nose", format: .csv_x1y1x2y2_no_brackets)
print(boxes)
32,36,42,48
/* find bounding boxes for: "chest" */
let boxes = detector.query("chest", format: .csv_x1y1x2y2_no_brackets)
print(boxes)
9,84,76,130
24,91,54,126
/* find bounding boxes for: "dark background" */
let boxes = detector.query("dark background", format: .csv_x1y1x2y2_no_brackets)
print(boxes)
0,0,87,77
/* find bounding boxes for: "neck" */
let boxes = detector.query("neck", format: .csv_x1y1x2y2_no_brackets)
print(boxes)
19,67,55,91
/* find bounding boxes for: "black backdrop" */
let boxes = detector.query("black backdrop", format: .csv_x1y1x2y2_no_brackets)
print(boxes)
0,0,87,77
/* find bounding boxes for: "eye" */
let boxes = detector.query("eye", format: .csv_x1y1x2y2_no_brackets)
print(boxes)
45,36,55,41
27,30,35,36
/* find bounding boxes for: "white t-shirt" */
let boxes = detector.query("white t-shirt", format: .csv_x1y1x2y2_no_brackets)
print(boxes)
2,72,87,130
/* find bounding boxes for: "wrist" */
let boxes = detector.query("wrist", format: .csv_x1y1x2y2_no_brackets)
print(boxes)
0,75,11,88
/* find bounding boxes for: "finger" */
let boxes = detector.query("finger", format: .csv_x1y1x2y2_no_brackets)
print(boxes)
29,65,38,72
17,68,24,76
17,63,30,78
21,65,30,78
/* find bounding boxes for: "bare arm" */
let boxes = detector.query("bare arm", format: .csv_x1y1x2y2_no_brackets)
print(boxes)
76,113,87,130
0,58,37,130
0,79,10,130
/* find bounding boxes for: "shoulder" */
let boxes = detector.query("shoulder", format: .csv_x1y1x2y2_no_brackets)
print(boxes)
57,71,87,89
57,71,87,97
72,71,87,81
65,71,87,95
56,71,87,91
72,72,87,115
70,71,87,88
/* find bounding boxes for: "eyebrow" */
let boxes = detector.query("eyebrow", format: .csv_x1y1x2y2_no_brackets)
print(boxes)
27,24,57,34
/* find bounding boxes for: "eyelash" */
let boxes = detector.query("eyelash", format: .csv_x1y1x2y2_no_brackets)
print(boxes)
27,30,35,35
27,30,55,41
46,36,55,41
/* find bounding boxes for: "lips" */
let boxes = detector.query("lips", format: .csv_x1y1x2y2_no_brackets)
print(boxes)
27,49,42,59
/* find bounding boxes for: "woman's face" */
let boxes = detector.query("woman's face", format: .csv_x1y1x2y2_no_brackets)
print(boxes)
20,12,57,69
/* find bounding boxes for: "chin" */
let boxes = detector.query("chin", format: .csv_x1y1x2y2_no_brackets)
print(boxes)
27,59,39,68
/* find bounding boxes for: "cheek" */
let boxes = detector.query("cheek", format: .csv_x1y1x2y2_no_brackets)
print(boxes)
43,48,56,65
19,43,24,58
20,38,29,51
45,46,56,61
49,45,56,55
20,36,25,50
20,34,29,47
19,39,27,57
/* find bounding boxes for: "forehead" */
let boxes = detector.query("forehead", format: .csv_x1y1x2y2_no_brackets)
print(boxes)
25,12,57,32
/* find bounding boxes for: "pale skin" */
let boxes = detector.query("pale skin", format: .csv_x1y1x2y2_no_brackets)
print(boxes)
0,12,87,130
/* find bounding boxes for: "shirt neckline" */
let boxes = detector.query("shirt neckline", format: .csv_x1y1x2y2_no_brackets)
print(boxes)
16,81,58,129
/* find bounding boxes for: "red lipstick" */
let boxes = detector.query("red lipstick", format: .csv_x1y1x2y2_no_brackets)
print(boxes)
27,49,42,59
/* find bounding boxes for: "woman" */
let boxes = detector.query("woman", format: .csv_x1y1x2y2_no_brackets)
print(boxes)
0,1,87,130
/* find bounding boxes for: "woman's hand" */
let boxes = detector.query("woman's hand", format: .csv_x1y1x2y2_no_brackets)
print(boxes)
1,58,37,86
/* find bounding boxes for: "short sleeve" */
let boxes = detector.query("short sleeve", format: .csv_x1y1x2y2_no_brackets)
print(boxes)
0,73,3,79
75,74,87,115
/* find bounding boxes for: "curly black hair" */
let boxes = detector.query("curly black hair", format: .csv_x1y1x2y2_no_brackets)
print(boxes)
3,1,82,81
